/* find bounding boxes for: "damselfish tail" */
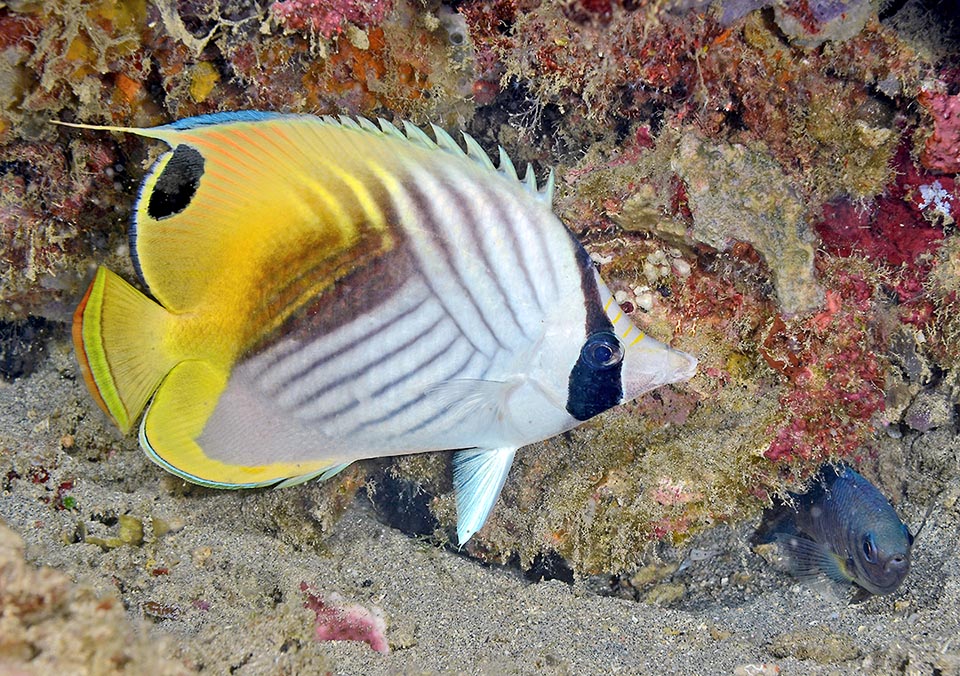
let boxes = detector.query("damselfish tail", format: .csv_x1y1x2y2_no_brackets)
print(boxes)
73,267,180,434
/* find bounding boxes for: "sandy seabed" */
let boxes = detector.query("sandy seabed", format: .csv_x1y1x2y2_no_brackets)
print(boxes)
1,336,958,676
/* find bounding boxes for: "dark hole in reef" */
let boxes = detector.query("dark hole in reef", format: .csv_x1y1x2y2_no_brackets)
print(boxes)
147,144,204,220
145,61,168,113
0,317,53,381
723,95,748,131
0,159,37,183
367,465,440,538
523,551,575,584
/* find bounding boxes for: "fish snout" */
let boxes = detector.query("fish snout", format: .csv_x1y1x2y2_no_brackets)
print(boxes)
863,552,911,594
885,552,910,577
621,335,698,400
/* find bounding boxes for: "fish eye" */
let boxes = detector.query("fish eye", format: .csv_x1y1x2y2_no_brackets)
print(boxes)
862,533,877,563
581,332,624,370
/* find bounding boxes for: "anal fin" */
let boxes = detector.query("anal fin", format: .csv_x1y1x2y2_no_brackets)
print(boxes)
141,360,342,488
453,447,517,545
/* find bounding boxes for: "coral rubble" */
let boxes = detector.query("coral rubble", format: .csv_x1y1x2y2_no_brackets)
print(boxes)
0,519,191,674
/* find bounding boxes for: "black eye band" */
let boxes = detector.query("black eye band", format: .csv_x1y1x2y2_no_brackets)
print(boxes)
566,331,624,421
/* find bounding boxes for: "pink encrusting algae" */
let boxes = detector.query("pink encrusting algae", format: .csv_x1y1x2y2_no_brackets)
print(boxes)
918,84,960,174
271,0,392,38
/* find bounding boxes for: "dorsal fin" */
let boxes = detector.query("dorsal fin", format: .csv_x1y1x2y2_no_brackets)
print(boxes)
394,119,554,204
356,116,380,133
54,113,558,299
430,123,461,154
497,146,519,181
401,119,433,147
377,118,405,140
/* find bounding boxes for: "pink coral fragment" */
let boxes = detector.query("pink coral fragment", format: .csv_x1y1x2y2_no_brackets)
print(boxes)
271,0,391,38
301,583,389,654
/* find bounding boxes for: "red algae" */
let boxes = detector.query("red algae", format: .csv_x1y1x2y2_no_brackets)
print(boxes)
816,144,953,304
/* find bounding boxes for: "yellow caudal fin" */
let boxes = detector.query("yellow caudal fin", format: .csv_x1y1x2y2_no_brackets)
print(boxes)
73,267,180,433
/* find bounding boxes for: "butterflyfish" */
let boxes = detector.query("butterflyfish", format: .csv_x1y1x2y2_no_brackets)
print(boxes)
66,112,698,544
752,465,913,595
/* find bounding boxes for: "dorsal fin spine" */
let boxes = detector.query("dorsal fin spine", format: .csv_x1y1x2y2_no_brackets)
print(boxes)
401,120,433,146
542,168,556,204
430,123,461,153
378,118,404,139
497,146,518,180
462,132,495,170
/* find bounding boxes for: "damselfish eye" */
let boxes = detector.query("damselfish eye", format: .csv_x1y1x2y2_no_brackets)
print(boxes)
581,331,624,370
862,533,877,563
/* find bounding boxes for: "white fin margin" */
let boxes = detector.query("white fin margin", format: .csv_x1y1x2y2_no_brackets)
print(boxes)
453,447,518,545
274,462,354,489
319,114,556,204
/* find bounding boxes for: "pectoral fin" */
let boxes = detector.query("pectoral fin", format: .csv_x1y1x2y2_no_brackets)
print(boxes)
774,533,853,585
429,378,518,424
452,447,517,545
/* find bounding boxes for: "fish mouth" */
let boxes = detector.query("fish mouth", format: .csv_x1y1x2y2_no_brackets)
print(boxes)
654,347,698,386
673,350,699,381
621,341,699,401
856,563,911,595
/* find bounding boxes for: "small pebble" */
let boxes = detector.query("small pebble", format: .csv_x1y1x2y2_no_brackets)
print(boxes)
118,515,144,546
733,665,781,676
636,290,655,312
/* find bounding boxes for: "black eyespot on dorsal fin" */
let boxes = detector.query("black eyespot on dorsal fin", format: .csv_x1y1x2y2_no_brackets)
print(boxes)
147,144,204,220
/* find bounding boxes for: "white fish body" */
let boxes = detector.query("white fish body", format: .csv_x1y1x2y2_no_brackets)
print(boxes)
68,112,698,544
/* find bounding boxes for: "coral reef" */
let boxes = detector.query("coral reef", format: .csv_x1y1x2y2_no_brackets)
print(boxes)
0,136,121,321
271,0,392,39
670,130,822,315
2,0,958,614
918,86,960,174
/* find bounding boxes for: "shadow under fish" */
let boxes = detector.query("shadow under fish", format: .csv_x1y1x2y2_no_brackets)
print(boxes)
751,465,913,596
